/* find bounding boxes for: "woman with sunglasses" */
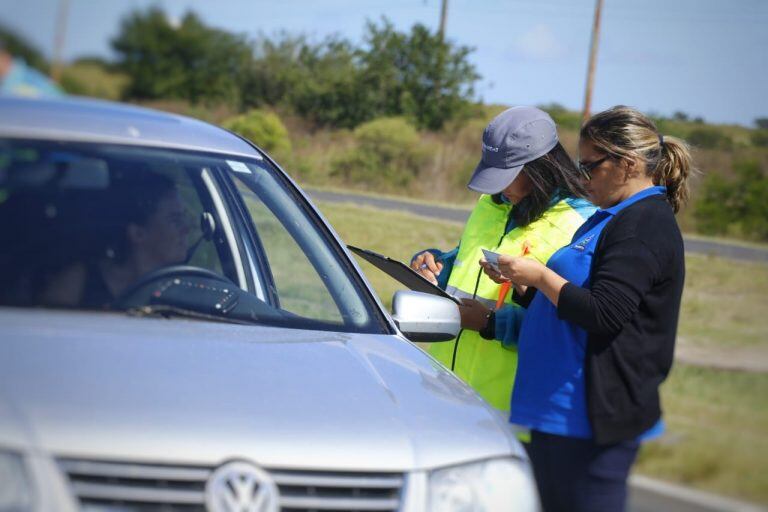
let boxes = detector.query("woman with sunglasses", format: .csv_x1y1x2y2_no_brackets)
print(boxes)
482,106,695,512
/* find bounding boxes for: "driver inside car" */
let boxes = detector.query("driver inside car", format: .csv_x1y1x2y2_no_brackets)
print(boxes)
41,170,194,309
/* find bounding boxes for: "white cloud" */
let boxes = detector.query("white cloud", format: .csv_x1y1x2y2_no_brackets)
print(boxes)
511,24,567,61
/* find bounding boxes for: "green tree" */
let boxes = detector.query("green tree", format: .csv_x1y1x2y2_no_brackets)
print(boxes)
288,37,373,128
112,8,252,105
755,118,768,130
241,34,307,108
358,18,480,130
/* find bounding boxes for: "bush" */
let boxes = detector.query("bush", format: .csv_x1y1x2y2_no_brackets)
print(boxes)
330,117,429,189
221,109,292,158
694,160,768,241
687,128,733,150
751,129,768,148
735,161,768,240
693,173,736,235
60,62,129,100
538,103,582,132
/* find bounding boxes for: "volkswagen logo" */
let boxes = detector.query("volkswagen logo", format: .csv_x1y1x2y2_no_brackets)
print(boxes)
205,460,279,512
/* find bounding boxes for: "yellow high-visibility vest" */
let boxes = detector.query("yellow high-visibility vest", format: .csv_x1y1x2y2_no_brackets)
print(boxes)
429,194,591,411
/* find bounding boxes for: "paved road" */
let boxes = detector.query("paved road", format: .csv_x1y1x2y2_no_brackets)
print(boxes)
628,476,766,512
308,189,768,264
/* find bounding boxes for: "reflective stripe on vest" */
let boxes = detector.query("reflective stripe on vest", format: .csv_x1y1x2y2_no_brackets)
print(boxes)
429,194,589,411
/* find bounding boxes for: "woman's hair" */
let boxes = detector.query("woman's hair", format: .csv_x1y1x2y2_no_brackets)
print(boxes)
494,142,587,226
580,105,696,213
100,170,177,262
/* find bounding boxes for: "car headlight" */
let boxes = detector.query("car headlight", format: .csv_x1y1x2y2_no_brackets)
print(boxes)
0,450,34,512
428,457,539,512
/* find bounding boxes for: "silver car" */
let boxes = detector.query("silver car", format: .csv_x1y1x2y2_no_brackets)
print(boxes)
0,96,538,512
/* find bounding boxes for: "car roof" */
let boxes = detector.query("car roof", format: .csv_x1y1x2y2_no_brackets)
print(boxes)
0,95,261,158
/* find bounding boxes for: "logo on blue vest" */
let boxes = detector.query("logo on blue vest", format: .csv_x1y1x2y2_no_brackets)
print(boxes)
572,234,595,251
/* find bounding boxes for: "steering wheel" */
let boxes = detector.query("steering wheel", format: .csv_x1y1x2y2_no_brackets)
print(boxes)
114,265,235,309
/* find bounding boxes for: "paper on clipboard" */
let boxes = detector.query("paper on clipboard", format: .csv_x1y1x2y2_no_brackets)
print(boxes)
347,245,461,304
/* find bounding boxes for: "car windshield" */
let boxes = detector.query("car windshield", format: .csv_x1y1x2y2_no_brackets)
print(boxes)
0,139,386,334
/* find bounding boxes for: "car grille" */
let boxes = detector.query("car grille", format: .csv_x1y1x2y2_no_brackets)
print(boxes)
58,458,404,512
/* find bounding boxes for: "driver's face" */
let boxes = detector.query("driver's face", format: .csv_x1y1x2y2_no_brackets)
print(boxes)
140,192,193,267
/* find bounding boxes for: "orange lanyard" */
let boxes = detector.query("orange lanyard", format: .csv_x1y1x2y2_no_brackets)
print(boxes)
495,241,530,310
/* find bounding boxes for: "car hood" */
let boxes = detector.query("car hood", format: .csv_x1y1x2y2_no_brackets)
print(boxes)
0,308,521,472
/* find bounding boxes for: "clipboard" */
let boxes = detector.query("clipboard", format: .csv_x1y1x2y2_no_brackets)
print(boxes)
347,245,461,304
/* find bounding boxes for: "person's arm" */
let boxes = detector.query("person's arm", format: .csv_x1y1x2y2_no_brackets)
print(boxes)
512,285,537,308
493,255,566,306
493,305,526,349
458,300,525,350
557,236,660,336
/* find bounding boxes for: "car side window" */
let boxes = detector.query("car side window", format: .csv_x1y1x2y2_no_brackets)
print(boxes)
231,176,344,323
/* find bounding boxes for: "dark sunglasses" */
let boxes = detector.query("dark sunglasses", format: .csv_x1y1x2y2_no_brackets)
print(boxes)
577,156,609,181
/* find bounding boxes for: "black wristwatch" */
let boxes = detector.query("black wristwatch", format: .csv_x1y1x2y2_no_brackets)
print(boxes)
479,310,496,340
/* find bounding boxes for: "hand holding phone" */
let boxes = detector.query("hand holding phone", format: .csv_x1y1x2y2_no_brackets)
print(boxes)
481,248,502,272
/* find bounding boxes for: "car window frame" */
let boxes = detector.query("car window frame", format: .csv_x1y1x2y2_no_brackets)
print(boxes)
212,144,393,335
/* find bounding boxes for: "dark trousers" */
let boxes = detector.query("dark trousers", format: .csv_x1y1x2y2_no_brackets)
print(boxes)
525,430,640,512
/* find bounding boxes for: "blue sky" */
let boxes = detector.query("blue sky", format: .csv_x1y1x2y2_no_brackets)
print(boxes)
1,0,766,126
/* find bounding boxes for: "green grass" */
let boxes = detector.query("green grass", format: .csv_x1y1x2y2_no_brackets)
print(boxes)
636,365,768,504
319,200,768,504
679,254,768,348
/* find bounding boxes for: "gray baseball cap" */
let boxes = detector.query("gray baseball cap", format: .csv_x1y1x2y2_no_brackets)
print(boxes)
467,106,559,194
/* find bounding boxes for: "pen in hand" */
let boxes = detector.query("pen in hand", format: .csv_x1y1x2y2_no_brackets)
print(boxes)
413,251,443,284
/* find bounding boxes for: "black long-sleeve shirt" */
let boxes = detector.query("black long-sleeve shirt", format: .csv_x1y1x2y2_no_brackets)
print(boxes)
556,193,685,444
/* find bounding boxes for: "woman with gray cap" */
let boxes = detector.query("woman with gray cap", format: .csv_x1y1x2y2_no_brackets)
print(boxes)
411,106,595,413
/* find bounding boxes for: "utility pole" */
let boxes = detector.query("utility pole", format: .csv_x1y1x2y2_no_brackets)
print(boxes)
582,0,603,125
436,0,449,181
438,0,449,42
52,0,71,82
434,0,449,98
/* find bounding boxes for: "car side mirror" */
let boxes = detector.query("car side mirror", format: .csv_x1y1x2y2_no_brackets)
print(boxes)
391,290,460,342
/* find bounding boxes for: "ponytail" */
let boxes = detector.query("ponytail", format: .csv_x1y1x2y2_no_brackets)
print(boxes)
656,135,694,213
